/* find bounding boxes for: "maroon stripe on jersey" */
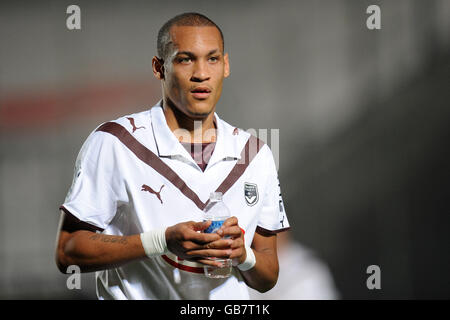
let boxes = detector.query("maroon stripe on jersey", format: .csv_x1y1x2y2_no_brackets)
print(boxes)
161,255,204,274
59,205,105,233
96,122,206,211
208,135,265,207
255,226,291,236
96,122,265,211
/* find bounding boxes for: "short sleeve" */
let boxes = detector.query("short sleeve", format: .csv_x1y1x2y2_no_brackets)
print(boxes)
60,128,128,231
256,146,290,236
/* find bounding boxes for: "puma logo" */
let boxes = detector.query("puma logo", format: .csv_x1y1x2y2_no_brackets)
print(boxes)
141,184,164,204
127,117,146,133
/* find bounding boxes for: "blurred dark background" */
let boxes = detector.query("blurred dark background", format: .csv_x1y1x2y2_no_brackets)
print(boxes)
0,0,449,299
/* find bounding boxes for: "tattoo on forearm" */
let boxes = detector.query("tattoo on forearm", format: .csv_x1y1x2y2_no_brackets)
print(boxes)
89,234,128,245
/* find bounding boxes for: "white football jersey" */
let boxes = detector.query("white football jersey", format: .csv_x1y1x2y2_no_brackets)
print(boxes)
61,101,290,300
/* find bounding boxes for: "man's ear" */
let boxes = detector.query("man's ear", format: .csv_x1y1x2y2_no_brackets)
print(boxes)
224,53,230,78
152,56,165,80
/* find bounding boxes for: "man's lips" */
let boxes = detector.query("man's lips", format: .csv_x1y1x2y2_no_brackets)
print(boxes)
190,87,211,99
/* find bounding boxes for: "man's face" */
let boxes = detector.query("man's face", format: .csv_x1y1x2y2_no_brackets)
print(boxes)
160,26,229,119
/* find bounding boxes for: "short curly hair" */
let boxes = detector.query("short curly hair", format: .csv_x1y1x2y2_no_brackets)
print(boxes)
157,12,224,61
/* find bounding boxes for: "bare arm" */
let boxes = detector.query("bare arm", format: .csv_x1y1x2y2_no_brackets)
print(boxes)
55,210,146,273
55,210,227,273
213,217,279,293
238,233,279,293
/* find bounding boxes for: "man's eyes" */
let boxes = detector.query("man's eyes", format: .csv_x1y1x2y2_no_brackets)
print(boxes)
176,56,220,64
178,57,192,64
208,56,220,62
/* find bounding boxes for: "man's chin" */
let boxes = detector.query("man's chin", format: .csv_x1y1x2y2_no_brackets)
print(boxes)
165,97,214,119
186,102,215,119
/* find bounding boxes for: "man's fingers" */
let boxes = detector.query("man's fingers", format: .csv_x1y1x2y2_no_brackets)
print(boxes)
174,219,246,268
221,216,238,228
229,244,246,259
183,238,232,251
192,220,211,232
229,237,244,249
185,222,221,244
194,259,224,267
218,225,242,238
188,230,221,244
202,238,233,250
187,248,232,259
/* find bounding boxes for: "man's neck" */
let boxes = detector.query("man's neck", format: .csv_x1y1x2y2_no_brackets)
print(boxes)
162,100,217,143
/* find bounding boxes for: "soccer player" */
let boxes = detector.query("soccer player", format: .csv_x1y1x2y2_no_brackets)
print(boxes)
55,12,290,300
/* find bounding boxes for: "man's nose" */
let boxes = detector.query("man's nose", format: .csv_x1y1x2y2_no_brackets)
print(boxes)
191,61,210,82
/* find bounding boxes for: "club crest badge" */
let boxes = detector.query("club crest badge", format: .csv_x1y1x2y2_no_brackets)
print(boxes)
244,182,258,206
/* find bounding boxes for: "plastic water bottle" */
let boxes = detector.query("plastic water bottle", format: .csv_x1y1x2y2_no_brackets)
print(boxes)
203,192,232,278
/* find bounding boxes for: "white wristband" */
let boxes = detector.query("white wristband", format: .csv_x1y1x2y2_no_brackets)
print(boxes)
237,245,256,271
140,228,169,258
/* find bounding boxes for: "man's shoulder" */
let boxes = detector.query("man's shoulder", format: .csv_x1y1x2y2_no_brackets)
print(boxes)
88,108,152,137
217,116,251,143
107,109,152,133
84,108,153,148
217,116,274,162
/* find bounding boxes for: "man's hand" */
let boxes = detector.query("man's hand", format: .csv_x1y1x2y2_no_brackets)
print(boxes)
217,216,246,266
217,217,280,293
165,220,233,267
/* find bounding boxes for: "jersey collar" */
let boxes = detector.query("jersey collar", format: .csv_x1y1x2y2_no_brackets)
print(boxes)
150,101,242,169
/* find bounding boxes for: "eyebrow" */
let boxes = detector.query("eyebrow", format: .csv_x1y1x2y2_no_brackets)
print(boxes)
175,49,221,58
